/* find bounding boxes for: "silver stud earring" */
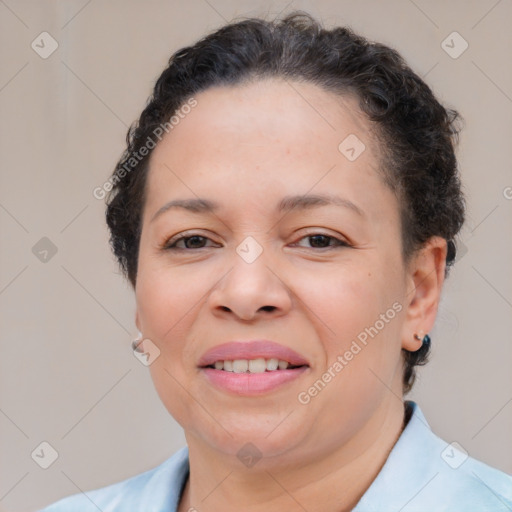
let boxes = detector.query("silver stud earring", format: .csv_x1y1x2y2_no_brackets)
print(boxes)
414,332,431,347
132,331,143,352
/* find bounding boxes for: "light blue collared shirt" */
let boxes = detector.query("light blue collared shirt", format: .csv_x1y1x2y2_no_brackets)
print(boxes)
38,401,512,511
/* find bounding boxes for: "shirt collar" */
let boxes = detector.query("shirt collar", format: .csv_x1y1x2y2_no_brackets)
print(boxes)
140,446,189,511
352,399,444,511
146,401,456,511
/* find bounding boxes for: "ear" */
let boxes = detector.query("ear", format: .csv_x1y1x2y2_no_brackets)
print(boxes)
135,309,142,334
401,236,447,352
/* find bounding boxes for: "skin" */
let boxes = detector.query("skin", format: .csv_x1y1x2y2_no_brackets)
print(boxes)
134,78,447,512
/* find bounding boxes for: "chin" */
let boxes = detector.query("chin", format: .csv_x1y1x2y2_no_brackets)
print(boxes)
186,414,309,462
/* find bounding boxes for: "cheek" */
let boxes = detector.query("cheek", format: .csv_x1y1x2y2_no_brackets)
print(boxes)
300,265,386,344
301,262,404,381
135,261,210,427
136,257,211,337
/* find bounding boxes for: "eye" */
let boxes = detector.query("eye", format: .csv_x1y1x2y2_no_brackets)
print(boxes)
293,233,350,250
162,231,351,251
163,233,219,250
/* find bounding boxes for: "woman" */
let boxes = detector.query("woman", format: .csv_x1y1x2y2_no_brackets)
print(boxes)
40,11,512,512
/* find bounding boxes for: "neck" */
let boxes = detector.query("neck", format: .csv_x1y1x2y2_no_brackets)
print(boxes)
178,398,407,512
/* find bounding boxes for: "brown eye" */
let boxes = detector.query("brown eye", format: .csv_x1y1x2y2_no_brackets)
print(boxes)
164,234,219,250
294,233,350,250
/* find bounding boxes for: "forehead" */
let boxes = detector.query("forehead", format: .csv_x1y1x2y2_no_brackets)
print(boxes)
159,78,375,152
143,78,393,222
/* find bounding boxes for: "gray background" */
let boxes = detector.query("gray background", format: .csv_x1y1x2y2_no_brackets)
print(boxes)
0,0,511,510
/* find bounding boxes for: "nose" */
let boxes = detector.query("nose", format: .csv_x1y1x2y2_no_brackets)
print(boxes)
208,252,293,322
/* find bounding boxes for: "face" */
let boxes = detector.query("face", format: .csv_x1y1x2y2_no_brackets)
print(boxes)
135,78,413,466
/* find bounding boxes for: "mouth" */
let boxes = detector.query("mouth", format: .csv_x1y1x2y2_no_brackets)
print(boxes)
198,341,310,395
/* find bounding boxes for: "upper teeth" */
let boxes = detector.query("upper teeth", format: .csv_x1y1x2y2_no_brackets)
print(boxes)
213,358,290,373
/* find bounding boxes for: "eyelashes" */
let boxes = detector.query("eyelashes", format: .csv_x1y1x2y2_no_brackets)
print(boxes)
293,233,350,250
164,234,217,250
162,232,351,251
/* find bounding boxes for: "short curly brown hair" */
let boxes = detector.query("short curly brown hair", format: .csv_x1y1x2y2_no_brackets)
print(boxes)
104,11,465,395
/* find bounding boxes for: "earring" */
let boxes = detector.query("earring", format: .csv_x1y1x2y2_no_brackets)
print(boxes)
414,332,431,348
132,332,144,353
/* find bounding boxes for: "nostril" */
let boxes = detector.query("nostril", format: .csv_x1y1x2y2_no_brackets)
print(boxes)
260,305,276,312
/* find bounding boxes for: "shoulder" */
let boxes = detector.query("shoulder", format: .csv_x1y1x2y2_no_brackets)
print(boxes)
411,402,512,510
428,439,512,511
37,447,189,512
355,401,512,512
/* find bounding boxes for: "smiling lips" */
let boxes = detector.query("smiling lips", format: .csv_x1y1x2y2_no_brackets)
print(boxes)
198,340,310,395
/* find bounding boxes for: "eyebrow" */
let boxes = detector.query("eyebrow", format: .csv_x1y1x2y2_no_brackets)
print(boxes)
150,193,365,223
